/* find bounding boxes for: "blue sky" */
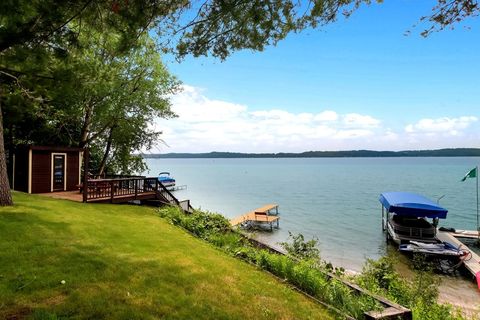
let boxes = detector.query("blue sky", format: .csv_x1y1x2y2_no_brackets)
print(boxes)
153,0,480,153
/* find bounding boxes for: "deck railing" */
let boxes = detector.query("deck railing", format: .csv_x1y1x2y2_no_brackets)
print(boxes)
88,173,145,180
85,177,158,202
105,174,146,179
156,182,178,205
156,182,194,212
84,177,193,212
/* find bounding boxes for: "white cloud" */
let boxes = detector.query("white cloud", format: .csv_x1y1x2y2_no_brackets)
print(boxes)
405,116,478,135
151,85,479,153
314,110,338,122
171,85,247,123
334,129,374,139
342,113,381,128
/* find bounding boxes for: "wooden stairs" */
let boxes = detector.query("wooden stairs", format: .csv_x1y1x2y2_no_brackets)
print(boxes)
153,182,194,213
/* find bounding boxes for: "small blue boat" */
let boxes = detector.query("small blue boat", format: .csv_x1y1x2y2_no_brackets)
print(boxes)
158,172,176,187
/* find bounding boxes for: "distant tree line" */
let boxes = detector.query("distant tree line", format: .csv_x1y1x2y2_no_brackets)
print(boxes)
1,0,477,205
144,148,480,159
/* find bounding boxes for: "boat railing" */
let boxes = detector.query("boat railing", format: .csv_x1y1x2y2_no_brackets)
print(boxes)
390,222,436,239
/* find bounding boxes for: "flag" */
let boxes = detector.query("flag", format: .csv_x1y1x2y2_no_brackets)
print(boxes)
461,167,477,181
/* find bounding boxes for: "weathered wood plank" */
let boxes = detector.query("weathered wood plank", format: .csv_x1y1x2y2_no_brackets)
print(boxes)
449,229,480,239
365,307,412,320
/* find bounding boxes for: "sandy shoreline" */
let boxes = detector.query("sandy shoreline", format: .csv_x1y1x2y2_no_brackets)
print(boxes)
392,252,480,317
438,276,480,317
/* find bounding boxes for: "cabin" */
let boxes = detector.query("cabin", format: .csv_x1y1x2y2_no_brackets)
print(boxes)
8,145,193,212
11,145,84,194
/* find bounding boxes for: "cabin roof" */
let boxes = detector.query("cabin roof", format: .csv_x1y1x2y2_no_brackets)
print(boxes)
16,145,84,152
379,192,448,219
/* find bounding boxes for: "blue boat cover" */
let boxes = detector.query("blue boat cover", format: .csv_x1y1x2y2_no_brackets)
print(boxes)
379,192,448,219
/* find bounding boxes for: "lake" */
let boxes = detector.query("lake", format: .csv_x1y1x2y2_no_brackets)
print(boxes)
144,157,480,272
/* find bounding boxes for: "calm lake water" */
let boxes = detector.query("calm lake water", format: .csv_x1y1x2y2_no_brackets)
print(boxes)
144,157,480,272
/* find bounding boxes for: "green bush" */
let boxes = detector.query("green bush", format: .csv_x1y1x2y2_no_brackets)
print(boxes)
356,256,467,320
280,232,321,261
158,206,231,240
158,206,470,320
357,257,411,305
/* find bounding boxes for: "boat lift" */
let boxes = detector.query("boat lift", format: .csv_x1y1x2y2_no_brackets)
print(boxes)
380,191,480,290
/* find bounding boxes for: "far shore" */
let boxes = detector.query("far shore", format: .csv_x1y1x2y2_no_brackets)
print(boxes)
143,148,480,159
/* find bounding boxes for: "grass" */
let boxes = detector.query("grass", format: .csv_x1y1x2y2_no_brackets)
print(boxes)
0,192,333,320
157,203,473,320
157,206,383,319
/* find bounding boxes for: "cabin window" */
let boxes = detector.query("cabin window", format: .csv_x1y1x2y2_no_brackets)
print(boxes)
52,154,67,191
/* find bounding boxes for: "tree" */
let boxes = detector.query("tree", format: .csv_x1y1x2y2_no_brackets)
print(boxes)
0,86,12,205
1,0,478,206
2,27,178,174
81,33,179,175
419,0,479,36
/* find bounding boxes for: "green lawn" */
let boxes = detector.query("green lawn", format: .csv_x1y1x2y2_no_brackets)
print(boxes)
0,192,333,319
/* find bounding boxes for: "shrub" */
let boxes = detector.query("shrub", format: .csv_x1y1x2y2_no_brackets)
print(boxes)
356,256,467,320
280,232,321,261
158,207,231,240
158,206,469,320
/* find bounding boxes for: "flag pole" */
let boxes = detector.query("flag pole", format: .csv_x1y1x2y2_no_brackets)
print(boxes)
477,165,479,240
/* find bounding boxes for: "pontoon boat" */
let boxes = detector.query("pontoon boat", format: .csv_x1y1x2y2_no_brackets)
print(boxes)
158,172,176,187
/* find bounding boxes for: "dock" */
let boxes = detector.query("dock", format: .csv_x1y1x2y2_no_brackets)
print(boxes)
167,185,187,191
437,229,480,280
444,229,480,240
230,204,279,230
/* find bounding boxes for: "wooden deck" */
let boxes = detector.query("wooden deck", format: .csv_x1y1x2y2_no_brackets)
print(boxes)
39,189,159,204
437,230,480,279
230,204,279,230
39,190,157,203
38,177,193,213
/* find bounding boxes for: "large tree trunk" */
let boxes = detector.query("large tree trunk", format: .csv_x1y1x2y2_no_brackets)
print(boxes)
6,121,14,187
98,125,115,176
78,102,112,148
79,103,93,148
0,92,14,206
